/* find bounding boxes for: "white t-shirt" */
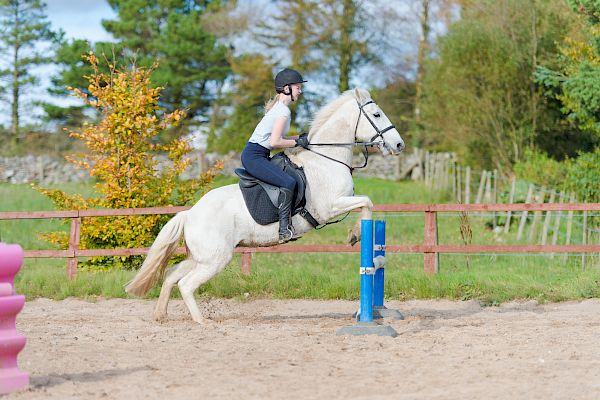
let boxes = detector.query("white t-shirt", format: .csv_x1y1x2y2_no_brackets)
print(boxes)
248,101,291,150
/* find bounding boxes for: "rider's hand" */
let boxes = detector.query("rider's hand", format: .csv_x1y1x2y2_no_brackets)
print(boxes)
295,133,309,148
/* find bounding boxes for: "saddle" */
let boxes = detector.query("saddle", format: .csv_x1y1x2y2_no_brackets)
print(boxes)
235,152,319,228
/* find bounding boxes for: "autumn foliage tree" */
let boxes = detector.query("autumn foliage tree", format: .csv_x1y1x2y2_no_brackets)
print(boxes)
38,53,221,270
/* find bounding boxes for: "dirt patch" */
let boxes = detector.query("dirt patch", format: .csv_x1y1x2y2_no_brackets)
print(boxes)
8,297,600,399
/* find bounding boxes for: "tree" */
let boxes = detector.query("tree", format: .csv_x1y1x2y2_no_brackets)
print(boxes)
412,0,461,143
42,38,119,129
0,0,57,141
253,0,327,122
207,53,275,153
318,0,375,93
413,0,430,133
537,0,600,143
37,53,221,270
101,0,232,137
533,0,600,205
421,0,578,172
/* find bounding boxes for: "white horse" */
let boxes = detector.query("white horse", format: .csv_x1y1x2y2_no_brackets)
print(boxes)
125,88,405,324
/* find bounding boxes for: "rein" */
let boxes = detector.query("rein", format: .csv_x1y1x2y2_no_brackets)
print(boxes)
303,99,395,173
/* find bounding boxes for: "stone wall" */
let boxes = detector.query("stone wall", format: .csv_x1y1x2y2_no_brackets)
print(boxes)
0,150,423,184
0,156,88,184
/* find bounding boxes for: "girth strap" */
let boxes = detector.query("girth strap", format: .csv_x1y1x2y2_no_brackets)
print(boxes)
298,208,320,228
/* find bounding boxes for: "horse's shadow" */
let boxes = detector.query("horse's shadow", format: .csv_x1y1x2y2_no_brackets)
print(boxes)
30,365,156,389
255,302,545,333
393,302,544,333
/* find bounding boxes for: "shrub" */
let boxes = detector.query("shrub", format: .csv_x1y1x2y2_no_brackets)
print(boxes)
513,148,568,188
565,148,600,203
37,53,222,270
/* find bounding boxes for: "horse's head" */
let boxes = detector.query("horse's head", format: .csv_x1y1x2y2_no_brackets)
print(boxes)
353,88,405,156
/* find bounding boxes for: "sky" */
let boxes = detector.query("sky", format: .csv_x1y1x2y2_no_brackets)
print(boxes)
0,1,117,126
5,1,425,128
46,0,116,42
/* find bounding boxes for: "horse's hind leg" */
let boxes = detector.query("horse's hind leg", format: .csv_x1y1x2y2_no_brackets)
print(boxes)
153,259,196,321
178,255,231,324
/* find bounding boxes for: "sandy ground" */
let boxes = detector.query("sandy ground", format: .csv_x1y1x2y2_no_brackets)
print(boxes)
6,297,600,400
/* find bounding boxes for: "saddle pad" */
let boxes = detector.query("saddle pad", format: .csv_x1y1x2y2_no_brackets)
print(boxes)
240,183,279,225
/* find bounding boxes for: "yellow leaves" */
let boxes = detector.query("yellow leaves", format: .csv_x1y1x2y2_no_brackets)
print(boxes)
38,52,219,269
560,37,600,67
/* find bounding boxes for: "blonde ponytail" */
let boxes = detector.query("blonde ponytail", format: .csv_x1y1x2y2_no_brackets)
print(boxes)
264,94,280,112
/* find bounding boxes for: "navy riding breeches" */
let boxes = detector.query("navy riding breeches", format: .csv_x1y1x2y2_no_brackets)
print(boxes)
241,142,297,193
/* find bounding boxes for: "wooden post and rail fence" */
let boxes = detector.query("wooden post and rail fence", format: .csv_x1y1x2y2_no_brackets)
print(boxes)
1,203,599,279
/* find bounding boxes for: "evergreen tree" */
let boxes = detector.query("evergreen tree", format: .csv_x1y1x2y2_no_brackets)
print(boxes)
102,0,232,135
0,0,57,141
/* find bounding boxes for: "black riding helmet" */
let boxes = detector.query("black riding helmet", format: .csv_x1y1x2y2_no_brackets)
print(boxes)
275,68,307,95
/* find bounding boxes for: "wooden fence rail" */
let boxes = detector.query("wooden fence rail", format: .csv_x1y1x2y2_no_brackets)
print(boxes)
1,203,599,278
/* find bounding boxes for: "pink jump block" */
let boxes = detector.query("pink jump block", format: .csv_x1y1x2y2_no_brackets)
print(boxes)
0,243,29,394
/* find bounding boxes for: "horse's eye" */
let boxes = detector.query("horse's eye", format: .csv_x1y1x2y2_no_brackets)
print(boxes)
374,112,381,118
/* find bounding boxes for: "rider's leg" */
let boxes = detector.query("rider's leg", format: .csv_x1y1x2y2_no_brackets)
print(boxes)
241,143,297,242
277,186,295,243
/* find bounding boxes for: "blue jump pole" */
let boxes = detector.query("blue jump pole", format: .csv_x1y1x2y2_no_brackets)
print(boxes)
336,219,398,337
359,219,374,323
372,219,404,321
373,220,386,309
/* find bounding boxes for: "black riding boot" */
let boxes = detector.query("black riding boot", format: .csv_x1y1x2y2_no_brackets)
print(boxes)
277,188,295,243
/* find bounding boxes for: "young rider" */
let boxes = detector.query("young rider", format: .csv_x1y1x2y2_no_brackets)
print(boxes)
240,68,310,243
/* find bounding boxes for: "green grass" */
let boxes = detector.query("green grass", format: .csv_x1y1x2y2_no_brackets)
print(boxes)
1,177,599,303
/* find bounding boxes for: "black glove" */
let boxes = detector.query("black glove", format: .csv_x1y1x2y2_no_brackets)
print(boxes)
295,133,309,148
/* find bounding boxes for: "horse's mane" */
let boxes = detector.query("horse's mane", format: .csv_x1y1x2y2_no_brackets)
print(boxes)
309,89,370,136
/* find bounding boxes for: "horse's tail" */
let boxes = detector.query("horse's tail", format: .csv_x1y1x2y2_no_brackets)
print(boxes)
125,211,187,297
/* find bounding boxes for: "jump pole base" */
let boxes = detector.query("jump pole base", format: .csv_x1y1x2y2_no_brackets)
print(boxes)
373,306,404,320
336,322,398,338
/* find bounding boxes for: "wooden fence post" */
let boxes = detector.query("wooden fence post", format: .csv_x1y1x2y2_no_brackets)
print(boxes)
475,170,487,204
424,151,429,186
492,169,498,230
456,165,462,203
528,186,546,241
551,192,565,258
67,217,81,280
424,211,439,274
541,191,556,245
582,211,588,270
464,167,471,204
504,177,517,233
241,251,252,275
517,184,534,240
452,161,457,200
483,171,493,204
435,154,443,190
564,193,576,262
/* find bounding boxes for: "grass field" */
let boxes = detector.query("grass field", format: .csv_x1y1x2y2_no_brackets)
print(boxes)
1,176,599,303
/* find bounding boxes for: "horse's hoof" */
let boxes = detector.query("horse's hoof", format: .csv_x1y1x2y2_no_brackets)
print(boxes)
193,317,218,327
348,231,360,246
153,312,167,322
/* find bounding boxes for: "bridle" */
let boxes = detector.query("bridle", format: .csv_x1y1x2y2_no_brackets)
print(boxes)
303,99,396,173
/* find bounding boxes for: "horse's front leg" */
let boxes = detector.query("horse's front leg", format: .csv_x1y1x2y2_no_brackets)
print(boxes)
330,195,373,245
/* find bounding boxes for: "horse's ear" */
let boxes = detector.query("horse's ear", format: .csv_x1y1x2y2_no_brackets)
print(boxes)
354,88,364,102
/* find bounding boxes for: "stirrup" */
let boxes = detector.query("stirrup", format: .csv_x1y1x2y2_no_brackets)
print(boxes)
278,226,294,244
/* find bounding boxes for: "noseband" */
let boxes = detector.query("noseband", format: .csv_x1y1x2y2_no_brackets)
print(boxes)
302,99,396,173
